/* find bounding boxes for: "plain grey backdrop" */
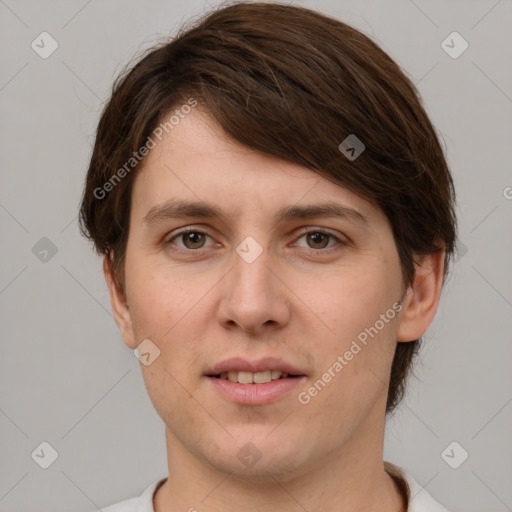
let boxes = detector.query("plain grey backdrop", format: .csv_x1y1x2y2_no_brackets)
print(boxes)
1,0,511,510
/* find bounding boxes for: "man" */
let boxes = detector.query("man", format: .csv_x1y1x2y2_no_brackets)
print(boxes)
80,2,457,511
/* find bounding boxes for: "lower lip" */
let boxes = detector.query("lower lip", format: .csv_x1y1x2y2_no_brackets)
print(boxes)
206,376,307,405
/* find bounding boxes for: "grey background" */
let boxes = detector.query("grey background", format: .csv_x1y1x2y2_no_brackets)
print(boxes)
0,0,511,510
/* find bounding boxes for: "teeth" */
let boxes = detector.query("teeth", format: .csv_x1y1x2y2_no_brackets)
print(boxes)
237,371,254,384
227,370,238,382
220,370,290,384
253,371,272,384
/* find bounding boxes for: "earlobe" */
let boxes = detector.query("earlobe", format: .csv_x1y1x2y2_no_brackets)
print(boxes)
396,250,445,343
103,252,138,349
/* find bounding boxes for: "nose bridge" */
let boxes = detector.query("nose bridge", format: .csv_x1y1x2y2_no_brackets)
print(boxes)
218,232,288,332
232,233,273,301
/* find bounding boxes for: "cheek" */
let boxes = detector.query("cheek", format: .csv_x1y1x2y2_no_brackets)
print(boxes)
300,261,402,408
306,265,399,342
139,357,206,439
125,261,186,335
126,264,208,379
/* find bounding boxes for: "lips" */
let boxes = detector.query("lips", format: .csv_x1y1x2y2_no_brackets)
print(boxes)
204,357,307,404
205,357,306,379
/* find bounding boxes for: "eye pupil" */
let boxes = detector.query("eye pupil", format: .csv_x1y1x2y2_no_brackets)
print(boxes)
308,232,329,248
184,232,204,248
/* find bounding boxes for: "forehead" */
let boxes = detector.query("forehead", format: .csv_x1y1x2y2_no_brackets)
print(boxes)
130,108,382,227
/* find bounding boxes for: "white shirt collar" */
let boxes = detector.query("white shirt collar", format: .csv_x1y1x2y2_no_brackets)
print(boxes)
102,467,450,512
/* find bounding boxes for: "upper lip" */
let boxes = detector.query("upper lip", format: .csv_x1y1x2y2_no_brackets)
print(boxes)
206,357,306,376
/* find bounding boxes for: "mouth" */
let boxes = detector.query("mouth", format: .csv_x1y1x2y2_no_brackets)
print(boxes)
209,370,300,384
205,357,307,405
205,356,306,382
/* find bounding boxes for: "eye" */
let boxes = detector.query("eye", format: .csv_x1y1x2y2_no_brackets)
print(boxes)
165,227,346,255
294,229,345,253
166,228,215,251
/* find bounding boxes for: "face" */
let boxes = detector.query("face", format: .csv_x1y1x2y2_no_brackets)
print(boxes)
105,107,440,481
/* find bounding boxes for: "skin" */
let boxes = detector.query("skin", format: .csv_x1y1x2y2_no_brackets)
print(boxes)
104,107,445,512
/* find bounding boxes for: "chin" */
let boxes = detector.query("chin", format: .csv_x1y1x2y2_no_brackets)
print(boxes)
211,452,304,482
202,431,307,481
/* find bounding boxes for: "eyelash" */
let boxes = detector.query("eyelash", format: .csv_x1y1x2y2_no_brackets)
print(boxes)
164,227,346,255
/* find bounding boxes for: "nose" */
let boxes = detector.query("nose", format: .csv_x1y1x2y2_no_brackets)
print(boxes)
216,240,291,335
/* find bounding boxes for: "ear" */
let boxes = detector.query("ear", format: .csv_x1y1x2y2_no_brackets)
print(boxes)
103,251,138,349
396,249,445,343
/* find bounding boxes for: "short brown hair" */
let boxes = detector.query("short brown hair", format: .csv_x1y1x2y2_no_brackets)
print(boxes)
79,1,457,414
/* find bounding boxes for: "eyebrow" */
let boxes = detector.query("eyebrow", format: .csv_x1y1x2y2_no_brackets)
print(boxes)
142,199,369,227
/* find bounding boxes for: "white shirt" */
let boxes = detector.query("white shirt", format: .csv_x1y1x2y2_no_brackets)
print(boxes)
97,468,449,512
